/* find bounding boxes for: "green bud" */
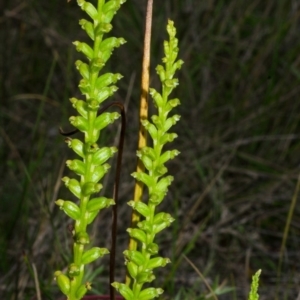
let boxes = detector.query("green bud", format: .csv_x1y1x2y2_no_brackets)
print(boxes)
75,60,89,80
154,165,168,176
79,19,94,40
96,86,118,103
66,159,85,175
73,41,94,60
62,177,81,198
131,171,155,188
66,138,84,158
82,182,102,196
167,19,176,36
94,112,120,130
158,149,180,165
155,176,173,194
147,257,170,270
124,250,145,266
155,65,166,82
94,22,113,35
150,88,163,108
138,287,163,300
127,200,150,218
153,212,174,226
91,164,110,182
127,228,147,243
171,59,184,74
78,78,90,94
111,282,134,300
149,192,164,205
87,98,99,110
166,98,181,110
92,146,117,165
164,78,179,89
95,73,123,89
140,146,156,160
87,197,114,212
146,243,159,255
54,271,70,296
80,1,98,21
137,150,153,171
75,231,90,245
55,199,81,221
163,115,180,132
99,37,126,53
69,115,88,132
137,220,152,233
70,97,88,118
142,120,157,141
127,261,138,278
68,263,80,277
81,247,109,264
159,133,178,145
86,210,99,225
102,0,120,15
154,222,172,236
90,58,105,73
76,284,88,299
136,271,155,284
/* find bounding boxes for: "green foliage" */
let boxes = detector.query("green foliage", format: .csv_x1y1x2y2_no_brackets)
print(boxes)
112,20,183,300
248,269,261,300
54,0,126,299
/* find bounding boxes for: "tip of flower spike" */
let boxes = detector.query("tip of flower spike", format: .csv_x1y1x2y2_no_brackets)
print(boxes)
167,20,176,38
77,0,84,7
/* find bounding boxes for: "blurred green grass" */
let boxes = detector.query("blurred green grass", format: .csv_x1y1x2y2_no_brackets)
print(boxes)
1,0,300,299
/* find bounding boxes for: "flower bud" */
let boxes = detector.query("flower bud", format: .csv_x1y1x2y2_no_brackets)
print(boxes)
79,19,94,40
55,199,81,221
68,263,80,277
111,283,134,300
147,257,170,270
146,243,159,255
87,197,114,212
138,287,163,300
80,1,98,21
81,247,109,264
136,271,155,284
124,250,145,266
127,201,150,218
82,182,102,196
73,41,94,60
70,97,88,118
127,228,147,243
75,231,90,245
75,60,89,80
127,261,138,278
66,138,84,158
62,177,81,198
66,159,85,175
54,271,70,296
150,88,163,108
92,146,117,165
69,115,88,132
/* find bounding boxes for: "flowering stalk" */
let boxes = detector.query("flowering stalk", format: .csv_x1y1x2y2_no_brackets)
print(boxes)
54,1,126,299
112,20,183,300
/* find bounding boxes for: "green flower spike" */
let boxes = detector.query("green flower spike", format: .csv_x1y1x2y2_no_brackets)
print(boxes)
54,1,126,299
112,20,183,300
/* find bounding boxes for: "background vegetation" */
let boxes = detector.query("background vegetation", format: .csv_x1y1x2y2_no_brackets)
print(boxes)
1,0,300,299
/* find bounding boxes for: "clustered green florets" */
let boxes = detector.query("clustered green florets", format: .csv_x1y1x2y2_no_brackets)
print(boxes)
54,1,126,299
112,20,183,300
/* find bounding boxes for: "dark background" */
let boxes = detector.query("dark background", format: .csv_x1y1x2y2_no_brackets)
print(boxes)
1,0,300,299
